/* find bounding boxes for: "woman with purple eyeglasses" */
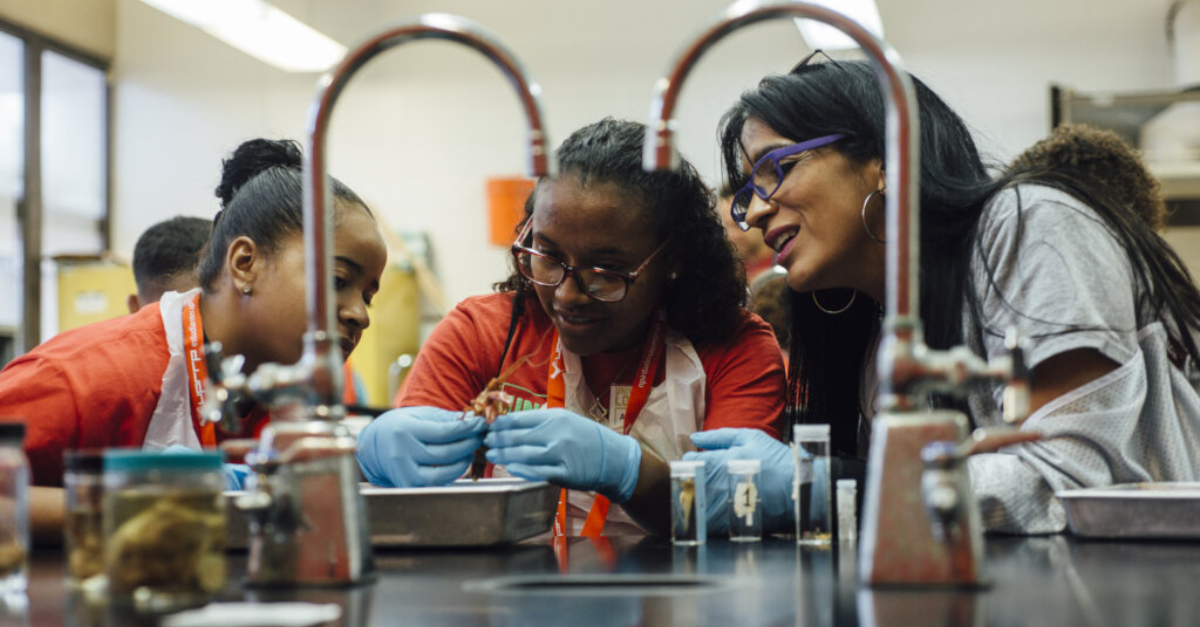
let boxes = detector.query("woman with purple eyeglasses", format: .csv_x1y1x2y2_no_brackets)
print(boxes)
356,118,787,536
683,58,1200,535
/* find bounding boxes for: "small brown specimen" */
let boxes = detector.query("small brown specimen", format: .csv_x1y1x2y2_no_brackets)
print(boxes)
466,385,514,480
462,325,554,481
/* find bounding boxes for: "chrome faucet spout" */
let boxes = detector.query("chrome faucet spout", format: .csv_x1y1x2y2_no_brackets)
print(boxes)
303,13,553,414
215,13,552,588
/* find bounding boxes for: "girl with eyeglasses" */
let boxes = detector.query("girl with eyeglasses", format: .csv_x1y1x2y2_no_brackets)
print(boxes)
682,60,1200,535
356,118,786,535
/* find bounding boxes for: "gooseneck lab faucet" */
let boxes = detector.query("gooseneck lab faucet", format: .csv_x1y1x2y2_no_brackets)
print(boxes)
644,1,1032,586
204,13,552,586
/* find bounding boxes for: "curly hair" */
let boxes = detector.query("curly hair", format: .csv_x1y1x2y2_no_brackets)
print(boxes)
495,118,747,346
1008,124,1167,231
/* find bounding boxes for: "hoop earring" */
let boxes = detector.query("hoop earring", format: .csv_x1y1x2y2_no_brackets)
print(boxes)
861,189,886,244
812,290,856,315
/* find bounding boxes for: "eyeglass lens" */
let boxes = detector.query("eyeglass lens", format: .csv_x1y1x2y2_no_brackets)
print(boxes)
519,252,627,301
731,157,785,217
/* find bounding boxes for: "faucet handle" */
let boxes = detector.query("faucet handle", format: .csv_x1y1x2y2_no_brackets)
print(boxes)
205,342,246,385
919,427,1042,541
200,342,250,432
205,341,226,383
919,440,963,537
1002,327,1031,424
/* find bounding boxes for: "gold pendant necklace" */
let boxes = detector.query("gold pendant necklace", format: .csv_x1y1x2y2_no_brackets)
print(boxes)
583,351,639,423
588,397,608,421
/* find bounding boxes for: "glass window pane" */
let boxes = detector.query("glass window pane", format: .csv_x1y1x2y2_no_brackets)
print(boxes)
0,31,23,356
41,50,106,256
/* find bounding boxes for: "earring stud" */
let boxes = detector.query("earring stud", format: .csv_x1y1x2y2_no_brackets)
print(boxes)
242,286,252,295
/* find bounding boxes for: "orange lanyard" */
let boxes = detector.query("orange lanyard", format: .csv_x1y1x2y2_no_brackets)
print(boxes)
549,310,667,538
182,293,216,447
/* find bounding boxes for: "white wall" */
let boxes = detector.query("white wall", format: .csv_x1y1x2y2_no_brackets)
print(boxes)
112,0,1176,310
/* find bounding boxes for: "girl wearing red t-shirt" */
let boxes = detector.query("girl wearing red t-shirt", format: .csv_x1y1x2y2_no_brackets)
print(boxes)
0,139,386,541
357,118,786,536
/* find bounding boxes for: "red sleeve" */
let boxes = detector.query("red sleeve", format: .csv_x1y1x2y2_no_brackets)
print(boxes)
0,308,169,486
395,295,506,411
0,356,80,486
698,312,787,439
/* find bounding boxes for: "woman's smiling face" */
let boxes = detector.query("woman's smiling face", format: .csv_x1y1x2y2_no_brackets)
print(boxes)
528,175,670,357
739,117,885,298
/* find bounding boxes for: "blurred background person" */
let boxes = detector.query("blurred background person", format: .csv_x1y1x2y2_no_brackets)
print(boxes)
718,183,778,291
126,215,212,313
719,184,790,363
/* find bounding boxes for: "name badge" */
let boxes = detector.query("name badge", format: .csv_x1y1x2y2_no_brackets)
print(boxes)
609,385,632,431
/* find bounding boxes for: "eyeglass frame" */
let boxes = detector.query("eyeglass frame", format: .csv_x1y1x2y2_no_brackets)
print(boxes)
729,133,844,231
510,219,673,303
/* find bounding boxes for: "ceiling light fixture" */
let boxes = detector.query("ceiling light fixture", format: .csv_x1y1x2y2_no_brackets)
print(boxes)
137,0,346,72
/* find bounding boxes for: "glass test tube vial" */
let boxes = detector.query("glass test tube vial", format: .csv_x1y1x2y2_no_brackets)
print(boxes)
727,459,762,542
793,424,832,545
63,451,105,587
0,422,29,595
836,478,857,546
670,460,707,545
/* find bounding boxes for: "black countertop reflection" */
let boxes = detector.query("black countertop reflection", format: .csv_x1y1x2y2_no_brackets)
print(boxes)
14,535,1200,626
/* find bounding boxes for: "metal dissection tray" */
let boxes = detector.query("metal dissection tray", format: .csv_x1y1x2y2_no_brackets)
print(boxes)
1057,483,1200,539
227,479,558,549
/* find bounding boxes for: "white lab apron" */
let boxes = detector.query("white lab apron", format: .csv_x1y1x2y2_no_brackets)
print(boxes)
494,328,707,535
141,288,203,451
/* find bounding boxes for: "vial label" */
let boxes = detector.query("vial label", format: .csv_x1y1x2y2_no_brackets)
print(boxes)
733,481,758,523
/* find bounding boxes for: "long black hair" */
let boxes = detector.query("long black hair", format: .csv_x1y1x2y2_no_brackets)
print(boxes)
198,138,373,290
497,117,746,347
719,60,1200,456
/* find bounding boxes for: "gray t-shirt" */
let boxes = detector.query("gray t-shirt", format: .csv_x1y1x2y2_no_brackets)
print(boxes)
964,184,1200,533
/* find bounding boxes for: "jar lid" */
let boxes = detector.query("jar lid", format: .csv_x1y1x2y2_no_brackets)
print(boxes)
726,458,761,474
64,450,105,473
669,460,705,476
792,424,830,441
104,449,224,472
0,422,25,441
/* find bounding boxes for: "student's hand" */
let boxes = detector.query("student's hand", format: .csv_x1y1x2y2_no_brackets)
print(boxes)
685,428,795,534
484,409,642,503
356,406,487,488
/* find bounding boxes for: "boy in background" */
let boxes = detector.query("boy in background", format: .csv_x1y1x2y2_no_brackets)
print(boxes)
126,216,211,313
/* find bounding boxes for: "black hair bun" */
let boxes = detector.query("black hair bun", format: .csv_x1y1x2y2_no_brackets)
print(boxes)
215,138,303,208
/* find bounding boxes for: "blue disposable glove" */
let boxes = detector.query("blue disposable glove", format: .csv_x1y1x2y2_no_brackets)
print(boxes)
356,406,487,488
222,463,253,491
484,409,642,503
162,444,250,491
684,428,795,535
